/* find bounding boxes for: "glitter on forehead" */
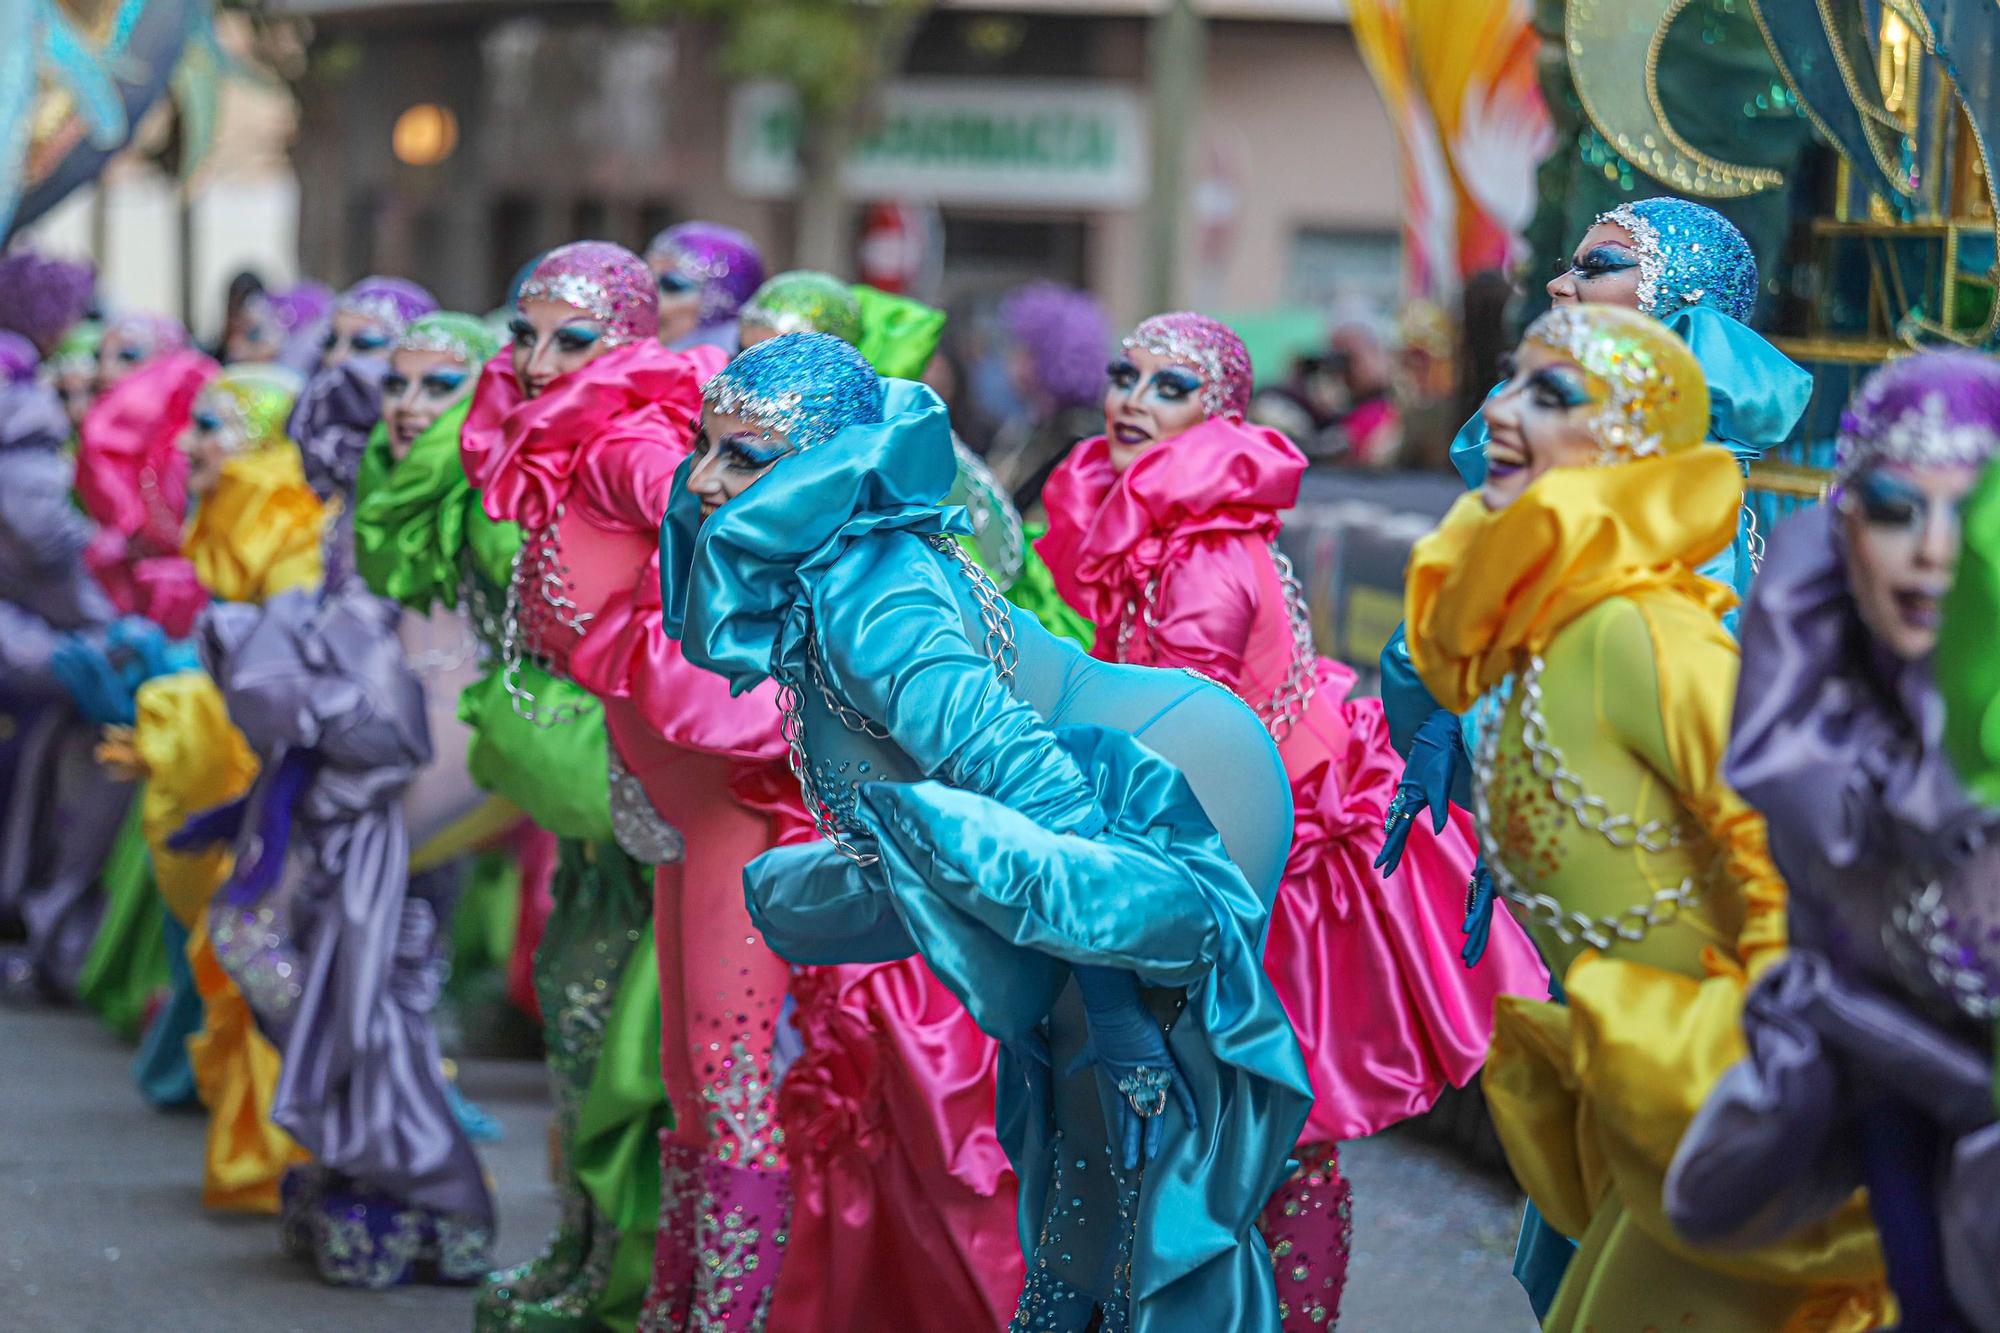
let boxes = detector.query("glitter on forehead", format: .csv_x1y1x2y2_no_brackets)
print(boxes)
1835,350,2000,484
646,222,766,325
518,241,660,346
336,276,437,337
739,271,863,345
702,331,883,453
1524,305,1690,466
397,311,499,367
1122,312,1253,418
1595,198,1758,323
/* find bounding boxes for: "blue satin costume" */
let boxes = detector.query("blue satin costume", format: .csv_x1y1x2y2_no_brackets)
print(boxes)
660,363,1313,1332
1382,202,1813,1319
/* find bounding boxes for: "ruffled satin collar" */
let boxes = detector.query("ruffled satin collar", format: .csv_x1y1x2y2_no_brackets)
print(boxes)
1726,504,1979,868
460,340,709,532
1405,447,1741,713
660,379,969,694
352,397,478,607
1038,417,1304,623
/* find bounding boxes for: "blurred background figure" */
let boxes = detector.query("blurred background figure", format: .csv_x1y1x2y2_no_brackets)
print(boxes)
0,250,96,360
212,271,267,363
982,280,1113,514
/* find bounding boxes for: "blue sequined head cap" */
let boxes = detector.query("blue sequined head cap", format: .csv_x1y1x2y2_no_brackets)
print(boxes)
1596,197,1758,323
702,331,884,453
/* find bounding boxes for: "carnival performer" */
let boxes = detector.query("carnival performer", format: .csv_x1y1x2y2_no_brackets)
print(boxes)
471,247,1026,1331
1403,304,1888,1330
179,328,503,1284
0,333,156,1004
99,362,325,1210
983,281,1115,513
644,220,764,352
1669,351,2000,1331
349,306,664,1328
663,330,1312,1331
736,269,1092,646
1035,311,1544,1327
98,311,190,391
47,318,101,433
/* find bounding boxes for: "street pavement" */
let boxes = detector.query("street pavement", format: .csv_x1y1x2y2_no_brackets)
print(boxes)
0,1003,1536,1331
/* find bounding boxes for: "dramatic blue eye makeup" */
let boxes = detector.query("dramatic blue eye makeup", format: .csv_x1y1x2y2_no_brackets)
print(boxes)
1853,470,1958,534
1570,245,1639,279
553,324,602,353
116,345,144,363
381,373,411,396
1527,366,1592,410
1107,358,1140,390
658,271,697,296
717,431,789,470
352,329,391,351
421,369,468,397
193,410,223,433
508,317,534,346
1152,368,1202,401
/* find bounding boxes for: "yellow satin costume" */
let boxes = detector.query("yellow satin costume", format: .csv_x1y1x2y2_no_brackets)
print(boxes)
1404,306,1888,1332
132,366,324,1212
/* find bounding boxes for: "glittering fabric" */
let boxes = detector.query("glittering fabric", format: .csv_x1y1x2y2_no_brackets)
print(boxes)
202,363,307,457
1001,283,1114,412
646,222,765,326
0,331,38,383
0,251,94,355
398,311,498,366
1833,350,2000,486
1596,197,1758,323
701,332,883,452
1123,312,1253,419
338,276,438,337
739,272,862,344
1520,305,1710,466
519,241,661,348
48,319,100,376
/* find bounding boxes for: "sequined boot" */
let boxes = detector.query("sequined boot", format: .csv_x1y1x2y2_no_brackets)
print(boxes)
308,1177,432,1289
476,1166,592,1323
480,1198,621,1331
636,1135,701,1327
278,1164,329,1261
686,1156,792,1330
1262,1141,1353,1331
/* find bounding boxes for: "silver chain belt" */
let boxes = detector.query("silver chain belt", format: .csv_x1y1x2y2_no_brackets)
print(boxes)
498,504,594,728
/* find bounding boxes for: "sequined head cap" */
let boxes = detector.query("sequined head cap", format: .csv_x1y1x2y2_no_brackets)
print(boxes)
1122,312,1254,419
740,271,863,344
49,319,101,375
0,331,40,384
269,282,334,335
646,222,766,325
1594,197,1758,323
397,311,500,368
1835,351,2000,486
518,241,661,347
203,363,306,454
702,331,884,453
336,276,437,336
1521,304,1709,465
104,311,189,358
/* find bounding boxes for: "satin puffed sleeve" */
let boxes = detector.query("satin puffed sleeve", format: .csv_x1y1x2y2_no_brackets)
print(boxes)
814,530,1105,837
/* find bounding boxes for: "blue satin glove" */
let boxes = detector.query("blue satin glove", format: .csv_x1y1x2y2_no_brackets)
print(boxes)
1461,859,1496,969
1373,706,1466,876
106,616,191,682
50,633,136,726
1063,964,1199,1170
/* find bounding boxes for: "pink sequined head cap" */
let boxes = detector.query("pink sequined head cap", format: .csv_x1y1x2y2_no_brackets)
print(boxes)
1123,312,1253,419
517,240,660,347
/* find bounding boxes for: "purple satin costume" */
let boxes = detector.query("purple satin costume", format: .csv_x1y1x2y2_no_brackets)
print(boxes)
0,355,131,998
199,584,493,1285
1667,508,2000,1327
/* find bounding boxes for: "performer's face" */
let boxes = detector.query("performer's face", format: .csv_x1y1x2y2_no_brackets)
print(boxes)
323,310,395,369
55,366,95,430
179,391,245,498
1103,343,1210,472
98,325,157,389
1547,221,1644,311
686,408,792,522
1841,461,1979,660
650,255,704,346
382,348,472,461
508,299,611,399
1478,337,1603,511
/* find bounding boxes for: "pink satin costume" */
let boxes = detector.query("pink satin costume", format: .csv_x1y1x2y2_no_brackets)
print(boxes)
1038,313,1547,1331
461,241,1018,1330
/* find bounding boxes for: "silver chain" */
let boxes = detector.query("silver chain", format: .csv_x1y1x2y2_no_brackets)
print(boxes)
498,507,593,727
950,437,1025,592
1111,541,1318,742
1740,501,1765,576
1884,878,2000,1022
1470,653,1705,949
780,534,1020,866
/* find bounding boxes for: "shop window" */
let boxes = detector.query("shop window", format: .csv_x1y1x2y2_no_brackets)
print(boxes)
1288,227,1401,312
